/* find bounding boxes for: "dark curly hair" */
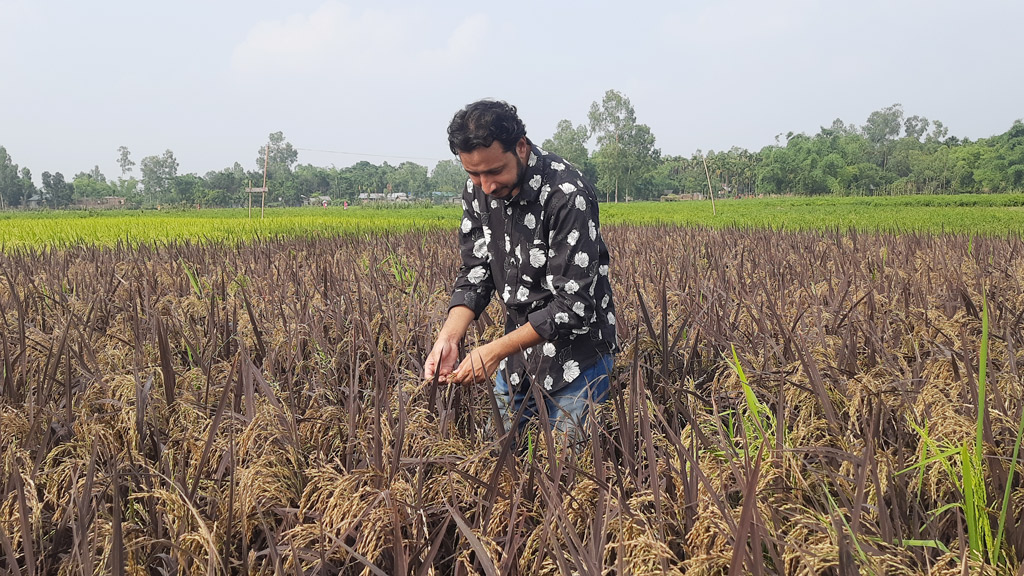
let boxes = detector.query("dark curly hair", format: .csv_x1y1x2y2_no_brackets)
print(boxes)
447,100,528,155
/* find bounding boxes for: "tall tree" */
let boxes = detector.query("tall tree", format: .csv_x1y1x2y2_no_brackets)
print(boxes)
430,159,467,196
140,150,179,204
257,131,299,179
588,90,660,201
41,171,74,208
19,168,37,207
387,161,429,198
542,119,590,168
862,103,904,170
0,146,24,209
117,146,135,177
903,115,931,142
73,170,115,199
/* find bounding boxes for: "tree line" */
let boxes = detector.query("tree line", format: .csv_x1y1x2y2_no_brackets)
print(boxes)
1,91,1022,209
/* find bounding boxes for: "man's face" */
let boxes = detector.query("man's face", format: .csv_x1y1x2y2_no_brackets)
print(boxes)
458,138,528,200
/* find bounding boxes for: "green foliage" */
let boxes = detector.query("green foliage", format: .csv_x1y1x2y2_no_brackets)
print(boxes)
588,89,661,201
41,171,74,208
429,159,466,197
542,119,589,165
2,99,1023,213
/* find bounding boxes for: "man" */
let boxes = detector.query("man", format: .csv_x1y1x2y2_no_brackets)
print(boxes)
423,100,617,438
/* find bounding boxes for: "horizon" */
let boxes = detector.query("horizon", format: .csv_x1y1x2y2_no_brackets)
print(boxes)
2,0,1022,183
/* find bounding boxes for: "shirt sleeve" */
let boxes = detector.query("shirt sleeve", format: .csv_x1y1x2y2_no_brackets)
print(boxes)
527,185,602,341
448,184,494,318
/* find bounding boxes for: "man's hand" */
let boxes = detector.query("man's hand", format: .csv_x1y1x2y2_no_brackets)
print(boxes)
448,323,546,386
424,306,476,382
447,343,502,385
423,337,460,383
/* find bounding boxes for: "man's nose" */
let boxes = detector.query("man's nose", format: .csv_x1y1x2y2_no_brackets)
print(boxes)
481,175,496,193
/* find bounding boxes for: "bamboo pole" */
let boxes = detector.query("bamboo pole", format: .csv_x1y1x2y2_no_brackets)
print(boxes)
261,144,268,219
702,155,716,216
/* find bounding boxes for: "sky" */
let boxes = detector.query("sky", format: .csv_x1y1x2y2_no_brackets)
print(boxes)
2,0,1022,183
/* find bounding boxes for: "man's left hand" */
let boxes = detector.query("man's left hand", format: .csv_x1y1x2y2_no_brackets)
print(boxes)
448,343,502,385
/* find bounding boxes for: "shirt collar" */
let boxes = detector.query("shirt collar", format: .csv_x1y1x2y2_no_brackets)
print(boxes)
507,143,542,206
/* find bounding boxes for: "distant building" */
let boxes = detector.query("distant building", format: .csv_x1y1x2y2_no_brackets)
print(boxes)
304,195,331,207
75,196,126,209
358,192,411,203
660,192,705,201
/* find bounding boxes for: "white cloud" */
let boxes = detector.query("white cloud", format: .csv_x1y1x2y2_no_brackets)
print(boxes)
231,2,489,78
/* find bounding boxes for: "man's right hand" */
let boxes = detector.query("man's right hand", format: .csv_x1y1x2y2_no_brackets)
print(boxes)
423,305,476,382
423,337,460,382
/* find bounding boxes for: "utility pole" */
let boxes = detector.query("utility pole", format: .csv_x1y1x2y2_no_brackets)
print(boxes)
245,141,270,219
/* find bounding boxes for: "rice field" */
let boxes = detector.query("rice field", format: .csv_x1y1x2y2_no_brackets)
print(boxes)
2,193,1024,247
2,204,1024,573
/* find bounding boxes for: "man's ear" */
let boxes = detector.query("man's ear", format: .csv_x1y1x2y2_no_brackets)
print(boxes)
516,137,529,159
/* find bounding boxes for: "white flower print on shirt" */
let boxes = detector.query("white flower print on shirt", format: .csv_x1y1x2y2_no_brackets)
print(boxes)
574,252,590,268
461,218,472,234
607,312,616,325
551,161,565,171
543,375,554,391
543,342,556,357
473,238,488,258
567,229,579,246
563,360,580,382
510,372,520,386
575,195,587,211
572,302,586,316
529,174,542,190
529,152,538,166
502,285,512,302
524,214,536,229
599,264,609,276
516,286,529,301
559,182,577,194
555,312,569,324
564,279,579,294
602,294,610,308
529,248,546,268
589,220,597,240
468,266,487,284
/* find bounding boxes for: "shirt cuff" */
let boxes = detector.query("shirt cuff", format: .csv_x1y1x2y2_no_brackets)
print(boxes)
449,289,487,319
527,308,558,341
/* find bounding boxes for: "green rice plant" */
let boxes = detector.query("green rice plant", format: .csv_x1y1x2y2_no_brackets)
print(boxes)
966,292,992,562
900,293,1015,565
179,258,204,298
729,345,776,457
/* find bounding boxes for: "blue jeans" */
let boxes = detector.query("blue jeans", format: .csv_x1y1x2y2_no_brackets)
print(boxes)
494,354,614,438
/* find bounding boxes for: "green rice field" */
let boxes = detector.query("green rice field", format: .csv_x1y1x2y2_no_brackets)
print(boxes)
2,194,1023,247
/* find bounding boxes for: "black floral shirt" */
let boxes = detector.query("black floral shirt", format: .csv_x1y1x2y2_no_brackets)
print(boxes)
449,143,617,393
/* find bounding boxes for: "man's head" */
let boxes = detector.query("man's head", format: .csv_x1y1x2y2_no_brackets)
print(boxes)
448,100,530,199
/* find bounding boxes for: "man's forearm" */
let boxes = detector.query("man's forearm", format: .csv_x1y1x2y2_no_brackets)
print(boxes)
486,322,545,361
439,305,476,343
